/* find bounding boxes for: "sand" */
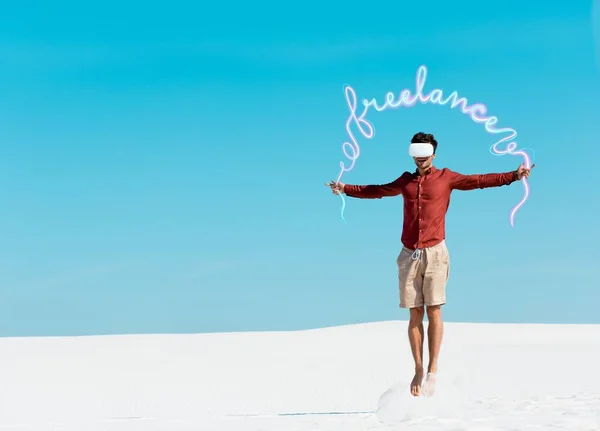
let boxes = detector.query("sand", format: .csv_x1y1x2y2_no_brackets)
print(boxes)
1,320,599,430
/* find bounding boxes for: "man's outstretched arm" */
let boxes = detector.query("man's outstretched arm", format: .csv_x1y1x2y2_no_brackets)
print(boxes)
329,173,409,199
448,163,534,191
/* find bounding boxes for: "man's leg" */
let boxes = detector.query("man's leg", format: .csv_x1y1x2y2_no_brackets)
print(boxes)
421,241,450,396
426,305,443,375
408,306,425,396
423,304,443,397
397,247,424,396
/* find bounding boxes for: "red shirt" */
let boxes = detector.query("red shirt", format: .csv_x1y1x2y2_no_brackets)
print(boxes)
343,166,517,250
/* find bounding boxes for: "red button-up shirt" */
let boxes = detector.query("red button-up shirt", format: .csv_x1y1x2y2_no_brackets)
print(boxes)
343,166,517,250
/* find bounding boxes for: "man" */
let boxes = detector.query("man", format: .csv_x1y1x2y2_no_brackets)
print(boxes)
326,132,533,397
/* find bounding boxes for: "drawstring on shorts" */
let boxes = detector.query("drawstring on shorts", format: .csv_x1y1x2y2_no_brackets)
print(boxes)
411,248,422,260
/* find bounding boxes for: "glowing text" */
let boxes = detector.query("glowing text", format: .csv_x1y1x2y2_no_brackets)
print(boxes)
336,65,532,227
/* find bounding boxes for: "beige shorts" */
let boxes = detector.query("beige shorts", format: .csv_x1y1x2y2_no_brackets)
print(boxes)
397,240,450,308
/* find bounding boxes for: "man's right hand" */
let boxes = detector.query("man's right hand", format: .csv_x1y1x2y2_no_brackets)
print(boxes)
326,180,345,195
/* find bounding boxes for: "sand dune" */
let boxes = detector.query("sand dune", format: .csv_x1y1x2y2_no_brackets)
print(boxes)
1,320,599,430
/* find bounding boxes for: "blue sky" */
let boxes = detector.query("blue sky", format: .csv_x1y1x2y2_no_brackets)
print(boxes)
0,1,599,336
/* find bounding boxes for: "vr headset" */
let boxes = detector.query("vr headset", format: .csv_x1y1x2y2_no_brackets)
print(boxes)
408,142,434,158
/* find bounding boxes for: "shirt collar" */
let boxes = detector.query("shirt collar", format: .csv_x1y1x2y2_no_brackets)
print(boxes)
414,165,438,177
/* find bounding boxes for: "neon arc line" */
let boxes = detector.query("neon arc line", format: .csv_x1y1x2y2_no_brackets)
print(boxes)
336,65,532,227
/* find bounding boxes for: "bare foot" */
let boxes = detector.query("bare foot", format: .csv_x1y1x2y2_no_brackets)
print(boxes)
410,368,424,397
421,372,436,397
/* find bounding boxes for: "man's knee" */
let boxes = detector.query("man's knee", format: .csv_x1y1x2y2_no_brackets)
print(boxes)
409,306,425,324
426,305,442,322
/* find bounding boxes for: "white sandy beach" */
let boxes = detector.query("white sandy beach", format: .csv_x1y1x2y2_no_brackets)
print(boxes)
1,320,599,430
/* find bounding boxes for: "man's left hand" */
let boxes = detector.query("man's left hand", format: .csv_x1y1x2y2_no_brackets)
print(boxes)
516,163,535,180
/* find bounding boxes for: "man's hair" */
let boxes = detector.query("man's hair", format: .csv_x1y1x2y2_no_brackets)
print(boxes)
411,132,438,154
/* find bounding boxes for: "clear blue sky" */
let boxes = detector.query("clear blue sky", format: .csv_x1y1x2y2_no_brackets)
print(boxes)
1,1,599,337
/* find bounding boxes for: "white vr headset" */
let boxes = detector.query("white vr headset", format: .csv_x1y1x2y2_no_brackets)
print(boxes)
408,143,434,158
